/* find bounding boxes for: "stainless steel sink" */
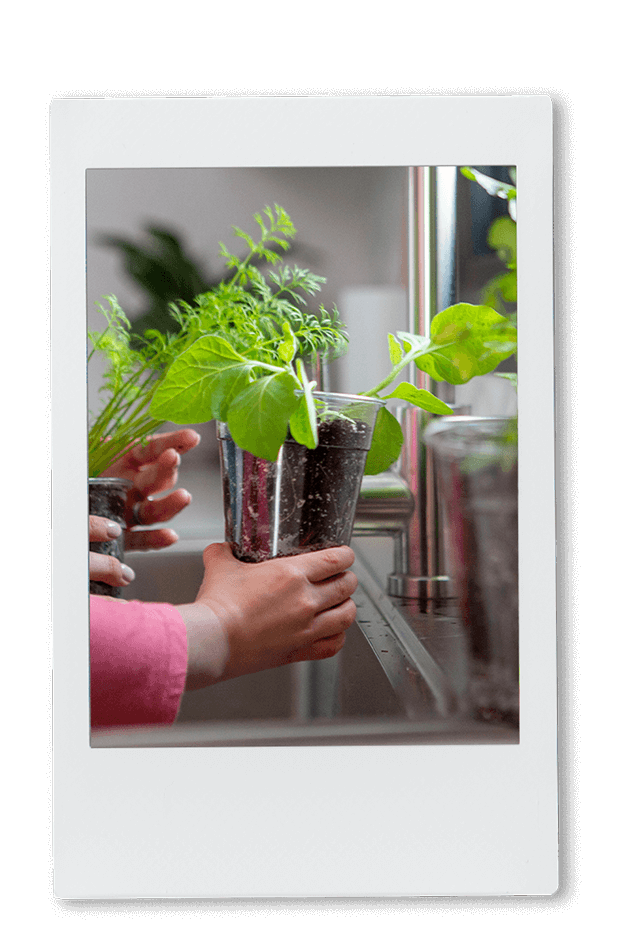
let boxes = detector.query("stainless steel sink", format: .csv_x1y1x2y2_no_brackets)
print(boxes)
91,537,519,747
118,539,409,725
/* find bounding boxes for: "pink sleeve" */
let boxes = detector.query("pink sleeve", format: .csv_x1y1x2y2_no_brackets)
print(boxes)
90,595,188,730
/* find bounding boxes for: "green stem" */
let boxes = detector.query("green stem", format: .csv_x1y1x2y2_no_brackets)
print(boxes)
360,339,454,399
360,348,418,398
250,357,299,380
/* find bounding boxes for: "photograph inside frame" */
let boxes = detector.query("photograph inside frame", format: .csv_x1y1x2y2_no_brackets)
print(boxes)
86,165,522,746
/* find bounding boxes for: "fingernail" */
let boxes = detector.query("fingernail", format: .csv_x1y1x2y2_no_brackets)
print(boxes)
106,521,122,538
121,564,135,583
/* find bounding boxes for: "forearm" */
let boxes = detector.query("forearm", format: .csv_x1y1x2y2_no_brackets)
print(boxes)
173,602,230,691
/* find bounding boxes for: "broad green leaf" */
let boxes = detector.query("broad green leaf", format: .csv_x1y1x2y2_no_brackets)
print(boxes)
150,335,252,424
364,405,404,475
415,303,517,385
227,372,299,461
384,382,453,415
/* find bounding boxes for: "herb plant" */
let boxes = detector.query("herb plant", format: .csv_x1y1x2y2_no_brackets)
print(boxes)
149,205,517,475
88,296,198,477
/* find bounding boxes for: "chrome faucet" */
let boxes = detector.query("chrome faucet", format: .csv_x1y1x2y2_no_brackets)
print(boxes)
354,167,464,602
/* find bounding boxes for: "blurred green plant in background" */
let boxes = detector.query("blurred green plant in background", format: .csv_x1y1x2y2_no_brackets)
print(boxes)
95,226,224,340
96,224,299,342
460,166,518,452
460,167,517,325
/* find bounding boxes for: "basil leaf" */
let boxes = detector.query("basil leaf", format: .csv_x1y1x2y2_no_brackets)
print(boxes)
364,405,404,475
384,382,453,415
415,303,517,385
150,335,251,423
227,372,299,461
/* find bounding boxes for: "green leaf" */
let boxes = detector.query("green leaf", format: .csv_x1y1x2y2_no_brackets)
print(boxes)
415,303,517,385
289,394,318,449
277,321,298,363
487,216,517,269
227,372,299,461
495,372,518,390
384,382,453,415
388,333,403,365
460,166,517,201
480,272,517,310
364,405,404,475
397,331,429,352
289,359,318,449
150,335,251,424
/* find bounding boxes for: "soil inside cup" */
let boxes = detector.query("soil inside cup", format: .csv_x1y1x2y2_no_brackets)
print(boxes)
225,415,373,563
427,419,519,728
89,478,130,598
452,458,519,726
277,415,372,557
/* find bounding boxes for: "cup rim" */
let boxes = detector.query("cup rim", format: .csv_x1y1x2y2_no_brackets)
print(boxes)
424,415,514,440
299,389,385,406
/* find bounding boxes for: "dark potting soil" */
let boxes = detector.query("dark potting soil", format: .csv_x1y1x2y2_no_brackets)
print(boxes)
450,458,519,726
275,415,372,557
89,480,129,598
227,415,372,562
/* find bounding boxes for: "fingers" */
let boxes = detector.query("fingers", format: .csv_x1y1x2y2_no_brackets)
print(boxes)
124,429,201,469
102,429,200,484
292,546,356,583
201,544,356,594
124,527,179,552
129,488,192,528
312,570,358,613
290,630,348,664
310,597,358,640
192,541,358,680
131,447,182,497
89,515,122,543
199,544,357,616
89,551,135,587
124,487,192,549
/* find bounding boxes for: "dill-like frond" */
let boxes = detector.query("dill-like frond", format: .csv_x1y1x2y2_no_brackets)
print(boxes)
192,205,348,362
